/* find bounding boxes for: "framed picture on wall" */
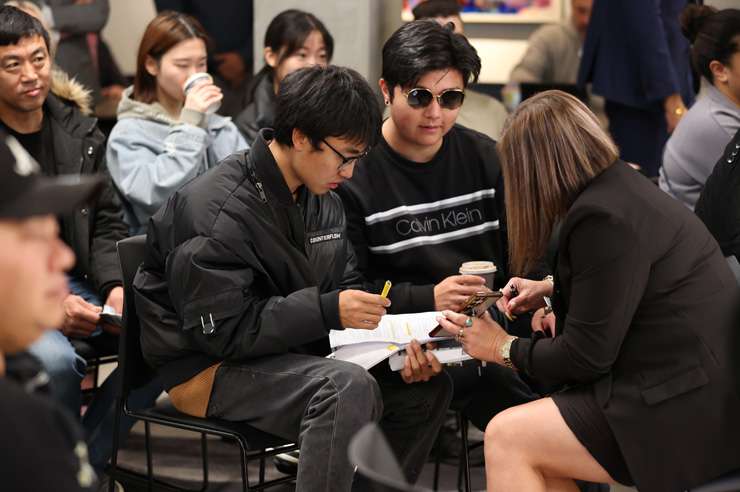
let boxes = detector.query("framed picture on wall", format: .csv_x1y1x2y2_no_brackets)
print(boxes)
402,0,563,24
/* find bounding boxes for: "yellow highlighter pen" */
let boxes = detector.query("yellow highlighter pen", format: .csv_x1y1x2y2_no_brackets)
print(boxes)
380,280,392,298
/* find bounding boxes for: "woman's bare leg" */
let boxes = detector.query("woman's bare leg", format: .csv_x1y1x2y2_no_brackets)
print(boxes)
484,397,616,492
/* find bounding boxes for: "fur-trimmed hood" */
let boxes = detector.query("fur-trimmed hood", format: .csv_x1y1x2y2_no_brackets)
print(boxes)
49,68,92,115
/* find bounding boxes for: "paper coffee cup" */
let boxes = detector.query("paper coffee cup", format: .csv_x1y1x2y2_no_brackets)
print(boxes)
459,261,497,289
182,72,220,114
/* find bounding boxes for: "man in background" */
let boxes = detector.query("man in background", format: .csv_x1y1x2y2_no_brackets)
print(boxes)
509,0,593,84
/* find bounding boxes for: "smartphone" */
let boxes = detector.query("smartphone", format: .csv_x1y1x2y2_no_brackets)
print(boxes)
99,312,123,328
428,290,503,337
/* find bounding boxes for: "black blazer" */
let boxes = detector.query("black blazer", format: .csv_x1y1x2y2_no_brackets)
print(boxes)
512,162,740,491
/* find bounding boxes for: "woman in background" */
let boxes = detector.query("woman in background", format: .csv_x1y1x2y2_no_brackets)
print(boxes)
659,6,740,210
235,9,333,143
106,11,246,234
438,90,740,492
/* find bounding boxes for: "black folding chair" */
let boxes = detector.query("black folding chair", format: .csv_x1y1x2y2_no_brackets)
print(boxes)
349,423,457,492
688,470,740,492
109,235,298,491
72,337,118,404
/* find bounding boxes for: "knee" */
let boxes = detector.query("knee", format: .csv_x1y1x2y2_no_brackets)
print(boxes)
28,331,85,380
331,363,383,420
484,407,525,460
422,370,454,418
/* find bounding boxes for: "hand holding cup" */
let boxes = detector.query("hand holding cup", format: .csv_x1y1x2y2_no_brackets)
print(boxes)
182,72,222,114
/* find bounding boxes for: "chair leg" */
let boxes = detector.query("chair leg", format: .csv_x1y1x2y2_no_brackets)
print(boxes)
457,413,471,492
144,421,154,492
93,358,100,390
108,397,123,492
259,455,266,485
199,433,209,492
239,442,249,492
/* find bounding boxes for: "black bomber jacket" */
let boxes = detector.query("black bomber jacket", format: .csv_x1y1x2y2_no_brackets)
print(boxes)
134,129,367,389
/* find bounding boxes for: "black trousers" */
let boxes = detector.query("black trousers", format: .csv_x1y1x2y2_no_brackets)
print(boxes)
207,353,453,491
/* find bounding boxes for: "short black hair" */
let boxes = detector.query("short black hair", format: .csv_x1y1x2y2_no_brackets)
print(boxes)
273,65,381,151
412,0,461,20
0,6,50,52
382,20,480,95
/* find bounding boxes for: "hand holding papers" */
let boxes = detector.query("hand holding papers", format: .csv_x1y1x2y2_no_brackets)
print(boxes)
328,312,446,369
328,312,473,370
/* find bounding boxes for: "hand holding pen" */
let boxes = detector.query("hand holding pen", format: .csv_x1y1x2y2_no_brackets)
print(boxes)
338,280,392,330
495,277,553,320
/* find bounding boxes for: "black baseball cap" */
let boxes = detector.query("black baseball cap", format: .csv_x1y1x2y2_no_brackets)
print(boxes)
0,131,103,219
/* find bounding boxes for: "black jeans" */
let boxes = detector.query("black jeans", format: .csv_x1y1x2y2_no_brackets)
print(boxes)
206,353,453,491
445,362,540,431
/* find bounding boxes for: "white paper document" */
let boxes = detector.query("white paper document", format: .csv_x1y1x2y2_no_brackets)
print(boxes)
327,312,472,370
329,312,445,349
328,343,404,370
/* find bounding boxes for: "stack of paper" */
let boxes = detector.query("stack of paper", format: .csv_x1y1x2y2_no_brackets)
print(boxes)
328,312,450,370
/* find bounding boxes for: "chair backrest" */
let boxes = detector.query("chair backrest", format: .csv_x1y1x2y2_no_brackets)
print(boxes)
348,423,435,492
116,235,153,398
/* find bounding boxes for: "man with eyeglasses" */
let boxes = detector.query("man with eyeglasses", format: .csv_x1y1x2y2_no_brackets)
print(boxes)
337,20,540,439
134,65,452,491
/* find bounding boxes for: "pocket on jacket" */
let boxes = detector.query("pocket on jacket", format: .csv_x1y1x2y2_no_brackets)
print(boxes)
181,287,246,334
640,366,709,406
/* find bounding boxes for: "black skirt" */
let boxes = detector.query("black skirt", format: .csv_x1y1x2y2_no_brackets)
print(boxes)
552,386,635,486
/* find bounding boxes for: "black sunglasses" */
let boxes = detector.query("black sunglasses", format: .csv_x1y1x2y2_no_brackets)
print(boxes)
322,139,369,171
403,88,465,110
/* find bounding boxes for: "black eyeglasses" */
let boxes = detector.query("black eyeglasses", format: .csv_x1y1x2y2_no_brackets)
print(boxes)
322,139,369,171
404,87,465,110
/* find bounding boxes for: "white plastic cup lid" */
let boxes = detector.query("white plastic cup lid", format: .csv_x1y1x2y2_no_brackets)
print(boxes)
459,261,497,275
182,72,213,95
182,72,220,114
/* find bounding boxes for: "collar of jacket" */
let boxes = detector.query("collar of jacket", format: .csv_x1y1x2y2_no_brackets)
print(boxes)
250,128,304,206
251,73,276,130
115,85,233,131
44,93,98,138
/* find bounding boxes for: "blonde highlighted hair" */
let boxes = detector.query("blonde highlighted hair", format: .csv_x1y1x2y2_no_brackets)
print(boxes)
498,90,618,275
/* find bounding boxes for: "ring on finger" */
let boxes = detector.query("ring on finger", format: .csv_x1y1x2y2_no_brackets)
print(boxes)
458,328,465,339
464,317,473,328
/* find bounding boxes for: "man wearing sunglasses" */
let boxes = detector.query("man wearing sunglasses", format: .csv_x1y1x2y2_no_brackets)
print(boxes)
338,20,540,436
134,65,452,491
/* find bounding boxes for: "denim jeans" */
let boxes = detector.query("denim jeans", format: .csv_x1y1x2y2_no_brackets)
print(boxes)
28,276,101,414
28,276,162,470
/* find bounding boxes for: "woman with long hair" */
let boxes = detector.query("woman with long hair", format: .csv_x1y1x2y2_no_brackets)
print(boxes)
106,11,247,234
234,9,333,143
437,90,740,491
659,6,740,210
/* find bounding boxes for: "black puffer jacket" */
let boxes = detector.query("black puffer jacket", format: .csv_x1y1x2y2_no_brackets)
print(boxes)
234,73,275,144
134,130,367,389
45,75,127,297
